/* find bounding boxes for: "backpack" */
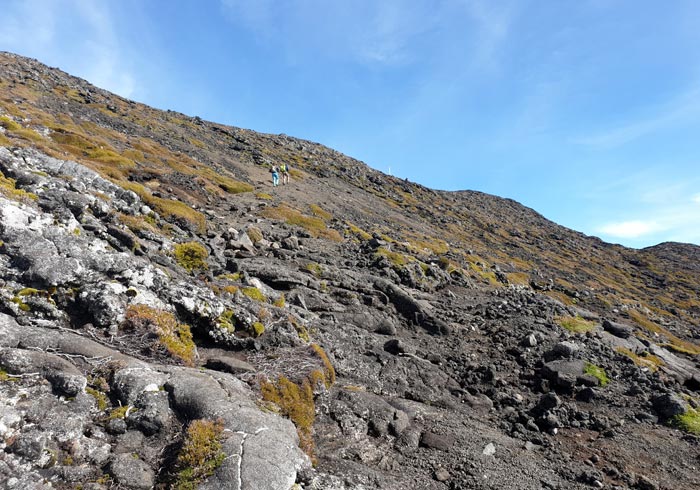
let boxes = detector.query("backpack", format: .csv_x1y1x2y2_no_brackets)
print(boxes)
280,164,287,172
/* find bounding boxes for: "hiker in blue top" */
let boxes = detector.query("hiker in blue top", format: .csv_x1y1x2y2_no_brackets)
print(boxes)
280,163,290,185
270,164,280,187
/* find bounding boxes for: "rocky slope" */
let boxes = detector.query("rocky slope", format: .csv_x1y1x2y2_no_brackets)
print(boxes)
0,52,699,489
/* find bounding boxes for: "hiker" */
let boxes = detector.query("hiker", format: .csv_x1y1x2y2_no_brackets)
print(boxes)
270,164,280,187
280,162,290,185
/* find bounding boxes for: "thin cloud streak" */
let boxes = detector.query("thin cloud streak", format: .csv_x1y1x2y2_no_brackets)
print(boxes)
572,86,700,148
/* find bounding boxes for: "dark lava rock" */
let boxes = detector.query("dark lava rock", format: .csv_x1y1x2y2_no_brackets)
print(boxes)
419,431,455,451
108,454,155,490
602,319,633,339
652,393,686,419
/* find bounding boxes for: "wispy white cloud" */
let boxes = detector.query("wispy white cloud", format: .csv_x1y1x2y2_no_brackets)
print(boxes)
692,193,700,204
572,87,700,148
598,220,661,239
596,199,700,245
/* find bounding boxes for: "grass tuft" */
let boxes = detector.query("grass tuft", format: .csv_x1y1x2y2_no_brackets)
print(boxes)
556,315,596,334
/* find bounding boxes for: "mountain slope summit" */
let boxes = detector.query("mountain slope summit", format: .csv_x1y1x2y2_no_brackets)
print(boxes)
1,52,699,489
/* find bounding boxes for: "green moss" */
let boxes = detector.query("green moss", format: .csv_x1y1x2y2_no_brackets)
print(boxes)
584,362,609,386
86,387,108,411
174,242,209,272
255,192,273,200
0,368,16,382
10,296,30,312
251,322,265,337
17,288,41,297
673,408,700,434
108,406,131,420
291,318,310,342
217,272,241,281
175,419,226,490
241,286,266,302
216,310,235,332
556,315,596,334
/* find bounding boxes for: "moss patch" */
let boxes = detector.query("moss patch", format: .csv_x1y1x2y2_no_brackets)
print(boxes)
584,362,609,386
673,408,700,434
241,286,266,302
175,419,226,490
173,242,209,272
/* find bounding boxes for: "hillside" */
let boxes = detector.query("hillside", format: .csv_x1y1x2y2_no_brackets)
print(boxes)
1,51,699,489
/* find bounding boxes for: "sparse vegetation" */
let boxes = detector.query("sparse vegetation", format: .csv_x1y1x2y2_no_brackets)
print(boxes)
86,387,108,411
260,376,316,462
311,343,336,388
175,419,226,490
261,203,342,242
309,204,332,221
615,347,664,372
216,310,236,332
375,247,413,268
124,305,195,365
556,315,597,334
273,294,285,308
305,262,323,277
345,221,372,240
0,170,38,203
627,309,700,355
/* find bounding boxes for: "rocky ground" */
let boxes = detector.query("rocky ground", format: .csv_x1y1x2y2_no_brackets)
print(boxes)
0,52,699,489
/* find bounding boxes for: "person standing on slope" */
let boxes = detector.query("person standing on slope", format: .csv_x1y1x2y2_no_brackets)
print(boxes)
270,164,280,187
280,162,290,185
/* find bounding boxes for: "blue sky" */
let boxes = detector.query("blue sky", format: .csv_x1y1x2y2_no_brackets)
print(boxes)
2,0,700,248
